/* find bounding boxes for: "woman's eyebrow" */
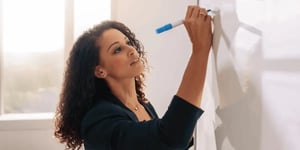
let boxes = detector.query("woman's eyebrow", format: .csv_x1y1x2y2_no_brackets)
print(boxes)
107,41,119,52
107,37,128,52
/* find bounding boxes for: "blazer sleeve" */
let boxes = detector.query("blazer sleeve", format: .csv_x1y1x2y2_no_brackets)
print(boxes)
81,95,204,150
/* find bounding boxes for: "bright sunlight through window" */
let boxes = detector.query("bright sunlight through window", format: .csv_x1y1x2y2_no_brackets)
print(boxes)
0,0,110,114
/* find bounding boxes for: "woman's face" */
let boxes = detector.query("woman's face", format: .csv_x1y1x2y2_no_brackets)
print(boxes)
96,29,144,80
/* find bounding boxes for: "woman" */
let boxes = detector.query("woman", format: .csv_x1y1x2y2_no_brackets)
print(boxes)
54,5,212,150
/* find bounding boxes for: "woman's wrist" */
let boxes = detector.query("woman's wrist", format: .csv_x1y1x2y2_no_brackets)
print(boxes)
190,48,210,62
191,44,210,56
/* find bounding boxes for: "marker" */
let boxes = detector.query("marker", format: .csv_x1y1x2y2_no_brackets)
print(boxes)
156,9,218,34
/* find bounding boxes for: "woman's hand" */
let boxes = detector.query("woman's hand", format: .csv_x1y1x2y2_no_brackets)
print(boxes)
184,6,212,55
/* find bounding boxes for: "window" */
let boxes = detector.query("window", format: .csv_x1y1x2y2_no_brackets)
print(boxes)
0,0,110,114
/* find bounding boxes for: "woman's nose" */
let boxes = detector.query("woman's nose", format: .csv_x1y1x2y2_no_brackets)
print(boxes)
128,47,136,56
129,50,134,56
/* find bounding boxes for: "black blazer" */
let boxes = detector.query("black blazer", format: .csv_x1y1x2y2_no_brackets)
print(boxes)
80,94,204,150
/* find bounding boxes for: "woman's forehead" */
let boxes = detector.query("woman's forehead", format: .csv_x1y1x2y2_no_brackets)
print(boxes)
97,29,127,51
101,29,127,42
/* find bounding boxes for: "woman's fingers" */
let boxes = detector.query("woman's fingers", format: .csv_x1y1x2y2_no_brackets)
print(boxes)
185,6,208,19
185,6,196,19
192,6,200,18
199,8,207,16
183,5,212,50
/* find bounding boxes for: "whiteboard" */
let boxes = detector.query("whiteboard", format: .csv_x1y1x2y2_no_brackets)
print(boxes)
112,0,300,149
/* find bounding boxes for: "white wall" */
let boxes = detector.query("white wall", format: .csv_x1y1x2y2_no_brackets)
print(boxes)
0,114,64,150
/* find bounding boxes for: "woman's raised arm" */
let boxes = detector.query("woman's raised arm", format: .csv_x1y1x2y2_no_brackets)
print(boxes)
176,6,212,108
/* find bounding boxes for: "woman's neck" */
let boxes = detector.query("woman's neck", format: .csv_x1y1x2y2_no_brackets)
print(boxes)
106,77,139,105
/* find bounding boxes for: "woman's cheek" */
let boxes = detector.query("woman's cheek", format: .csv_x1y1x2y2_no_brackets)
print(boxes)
111,58,126,70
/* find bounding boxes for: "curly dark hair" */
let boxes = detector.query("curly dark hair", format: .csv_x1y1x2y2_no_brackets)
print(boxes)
54,20,148,150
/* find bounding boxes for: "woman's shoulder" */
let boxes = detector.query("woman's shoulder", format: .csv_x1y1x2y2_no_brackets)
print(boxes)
83,98,127,121
80,97,131,136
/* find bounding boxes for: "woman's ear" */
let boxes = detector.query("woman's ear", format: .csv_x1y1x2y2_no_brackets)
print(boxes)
94,65,107,78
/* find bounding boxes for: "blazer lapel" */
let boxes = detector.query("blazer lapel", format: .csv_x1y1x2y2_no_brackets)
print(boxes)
107,94,140,122
142,102,159,119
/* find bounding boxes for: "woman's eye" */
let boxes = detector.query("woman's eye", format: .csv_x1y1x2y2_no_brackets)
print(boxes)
113,47,122,54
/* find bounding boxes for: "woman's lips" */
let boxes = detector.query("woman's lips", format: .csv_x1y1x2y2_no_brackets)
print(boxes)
130,58,140,65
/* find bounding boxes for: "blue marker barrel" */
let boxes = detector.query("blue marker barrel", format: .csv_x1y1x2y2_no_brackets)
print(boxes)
156,24,173,34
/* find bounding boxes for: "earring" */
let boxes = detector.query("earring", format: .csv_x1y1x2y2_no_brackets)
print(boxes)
99,71,106,77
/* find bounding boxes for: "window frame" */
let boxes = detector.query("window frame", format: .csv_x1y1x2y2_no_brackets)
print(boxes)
0,0,4,115
0,0,90,119
0,0,74,117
